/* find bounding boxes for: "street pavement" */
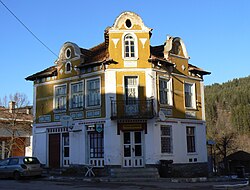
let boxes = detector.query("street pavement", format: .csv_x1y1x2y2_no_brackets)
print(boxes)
0,175,249,189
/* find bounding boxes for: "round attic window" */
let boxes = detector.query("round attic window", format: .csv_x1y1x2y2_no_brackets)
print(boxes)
65,48,71,59
125,19,132,28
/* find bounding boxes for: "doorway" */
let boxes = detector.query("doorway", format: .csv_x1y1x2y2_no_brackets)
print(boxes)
123,131,144,167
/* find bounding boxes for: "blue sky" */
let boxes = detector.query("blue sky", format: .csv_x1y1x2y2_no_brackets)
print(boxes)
0,0,250,104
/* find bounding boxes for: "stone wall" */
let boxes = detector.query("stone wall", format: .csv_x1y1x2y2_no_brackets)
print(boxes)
171,162,208,177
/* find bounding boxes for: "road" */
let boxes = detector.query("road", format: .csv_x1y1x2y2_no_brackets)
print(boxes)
0,178,249,190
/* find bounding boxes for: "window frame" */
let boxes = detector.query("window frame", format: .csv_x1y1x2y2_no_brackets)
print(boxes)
85,77,101,108
88,129,104,158
186,126,196,153
69,81,84,110
160,125,173,154
124,76,139,105
122,33,138,61
184,82,196,109
65,61,72,74
159,77,173,106
54,84,67,112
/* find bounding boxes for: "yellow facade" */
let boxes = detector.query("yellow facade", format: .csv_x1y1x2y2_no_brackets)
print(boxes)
27,11,209,124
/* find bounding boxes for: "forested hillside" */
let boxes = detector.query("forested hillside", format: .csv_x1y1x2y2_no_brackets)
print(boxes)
205,76,250,157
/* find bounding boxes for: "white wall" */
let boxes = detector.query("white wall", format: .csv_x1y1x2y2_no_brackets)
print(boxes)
149,120,207,165
70,124,85,165
32,127,47,165
104,120,122,166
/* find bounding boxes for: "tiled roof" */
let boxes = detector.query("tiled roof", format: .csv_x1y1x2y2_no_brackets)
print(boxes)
25,66,57,81
150,45,164,59
0,107,33,121
188,63,211,75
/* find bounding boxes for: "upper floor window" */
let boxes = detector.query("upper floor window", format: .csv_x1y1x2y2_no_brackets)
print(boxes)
65,62,72,73
159,78,172,105
86,78,100,107
65,48,71,59
70,82,83,109
161,125,173,154
55,85,67,111
184,82,196,109
124,34,135,58
186,126,196,153
125,76,138,105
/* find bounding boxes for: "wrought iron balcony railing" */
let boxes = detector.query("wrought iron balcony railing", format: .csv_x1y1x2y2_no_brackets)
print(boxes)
111,99,155,120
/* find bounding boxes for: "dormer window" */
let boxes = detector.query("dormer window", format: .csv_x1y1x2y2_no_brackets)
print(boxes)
65,48,71,59
124,34,135,58
65,62,72,73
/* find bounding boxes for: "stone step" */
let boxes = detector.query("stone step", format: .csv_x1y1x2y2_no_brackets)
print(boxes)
110,167,160,178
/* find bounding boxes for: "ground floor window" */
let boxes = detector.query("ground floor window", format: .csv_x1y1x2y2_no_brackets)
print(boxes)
186,126,196,153
161,125,173,153
89,131,104,158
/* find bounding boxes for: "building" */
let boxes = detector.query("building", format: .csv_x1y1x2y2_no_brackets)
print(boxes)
26,11,210,176
0,101,33,159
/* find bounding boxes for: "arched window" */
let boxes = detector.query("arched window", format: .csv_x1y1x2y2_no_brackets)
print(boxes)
124,34,135,58
66,62,71,73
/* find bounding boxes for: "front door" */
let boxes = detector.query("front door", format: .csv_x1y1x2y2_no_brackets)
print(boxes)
123,131,144,167
49,134,60,168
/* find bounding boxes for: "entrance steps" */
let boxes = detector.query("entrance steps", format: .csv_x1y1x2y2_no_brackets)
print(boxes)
110,167,160,178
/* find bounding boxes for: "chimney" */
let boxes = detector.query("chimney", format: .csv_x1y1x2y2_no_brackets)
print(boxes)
9,101,15,113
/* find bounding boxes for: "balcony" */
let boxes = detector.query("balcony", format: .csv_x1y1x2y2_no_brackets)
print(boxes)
111,99,155,120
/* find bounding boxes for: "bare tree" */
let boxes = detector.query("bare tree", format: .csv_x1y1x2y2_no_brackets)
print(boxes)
207,107,237,174
0,92,32,158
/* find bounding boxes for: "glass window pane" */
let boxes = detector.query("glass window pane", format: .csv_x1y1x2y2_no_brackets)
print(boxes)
135,145,142,156
134,132,141,143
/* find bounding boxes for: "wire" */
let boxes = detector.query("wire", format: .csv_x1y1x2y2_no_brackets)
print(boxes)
0,0,58,58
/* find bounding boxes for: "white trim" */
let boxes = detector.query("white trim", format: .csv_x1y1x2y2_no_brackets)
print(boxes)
33,85,37,124
34,71,104,87
123,75,139,101
186,126,197,154
139,38,147,48
109,30,151,33
111,11,151,32
112,38,120,48
53,83,67,113
158,76,173,106
65,61,72,74
184,81,197,110
122,32,138,61
200,81,205,121
171,72,202,81
85,76,101,109
69,80,84,110
65,47,71,59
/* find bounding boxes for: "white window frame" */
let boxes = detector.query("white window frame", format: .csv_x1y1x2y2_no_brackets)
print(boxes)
69,81,84,110
54,84,67,112
159,77,173,106
65,47,71,59
160,125,173,154
186,126,196,153
85,77,101,108
122,32,138,61
184,82,196,109
124,76,139,104
65,61,72,74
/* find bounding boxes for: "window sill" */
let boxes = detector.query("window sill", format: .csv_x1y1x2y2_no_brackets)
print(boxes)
185,107,197,111
53,109,67,113
123,57,138,61
85,105,101,110
187,152,198,156
70,107,84,112
159,104,173,108
161,153,174,156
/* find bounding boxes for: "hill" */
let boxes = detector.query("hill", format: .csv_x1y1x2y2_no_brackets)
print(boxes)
205,76,250,154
